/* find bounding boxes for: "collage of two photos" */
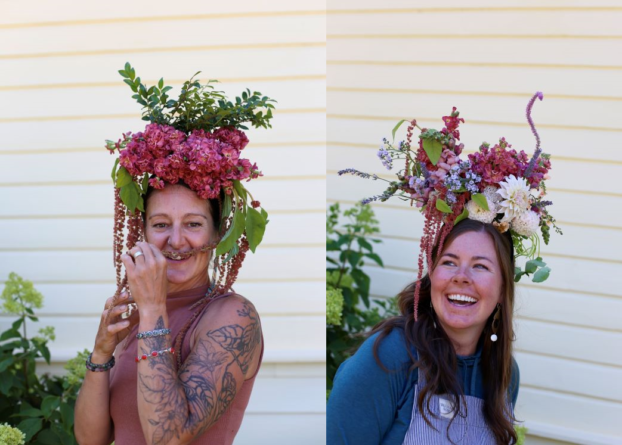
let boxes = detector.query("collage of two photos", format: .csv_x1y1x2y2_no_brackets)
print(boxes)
1,1,621,444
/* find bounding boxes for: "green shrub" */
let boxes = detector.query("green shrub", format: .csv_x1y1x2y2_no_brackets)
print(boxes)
0,273,88,444
326,203,397,391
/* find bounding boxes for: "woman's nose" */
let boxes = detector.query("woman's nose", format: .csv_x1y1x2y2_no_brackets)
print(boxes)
167,225,184,248
451,267,472,284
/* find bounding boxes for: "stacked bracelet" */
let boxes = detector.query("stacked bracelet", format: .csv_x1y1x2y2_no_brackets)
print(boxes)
136,328,171,340
135,347,174,363
86,353,115,372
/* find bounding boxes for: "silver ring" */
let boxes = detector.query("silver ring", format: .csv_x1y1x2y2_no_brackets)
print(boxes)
133,251,144,259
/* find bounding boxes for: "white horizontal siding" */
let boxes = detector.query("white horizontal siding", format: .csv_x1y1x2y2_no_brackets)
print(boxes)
327,1,622,444
0,1,326,444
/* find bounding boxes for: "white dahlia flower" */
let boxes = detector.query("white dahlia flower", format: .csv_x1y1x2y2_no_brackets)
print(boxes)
466,197,497,224
511,210,541,237
497,175,531,222
482,185,501,204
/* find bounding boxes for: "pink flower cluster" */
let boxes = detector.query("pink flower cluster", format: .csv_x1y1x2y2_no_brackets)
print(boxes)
468,138,539,189
117,124,260,199
441,107,465,140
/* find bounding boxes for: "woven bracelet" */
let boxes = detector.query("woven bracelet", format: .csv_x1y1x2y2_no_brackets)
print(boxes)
136,328,171,340
86,353,115,372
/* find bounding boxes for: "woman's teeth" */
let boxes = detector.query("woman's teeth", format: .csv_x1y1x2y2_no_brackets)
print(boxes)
447,294,477,306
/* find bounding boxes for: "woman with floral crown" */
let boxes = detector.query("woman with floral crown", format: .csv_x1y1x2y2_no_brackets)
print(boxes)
328,93,561,444
74,64,275,445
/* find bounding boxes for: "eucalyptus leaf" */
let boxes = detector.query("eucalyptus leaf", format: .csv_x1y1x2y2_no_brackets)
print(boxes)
524,260,538,274
422,138,443,165
471,193,490,211
532,266,551,283
435,198,453,214
246,207,266,253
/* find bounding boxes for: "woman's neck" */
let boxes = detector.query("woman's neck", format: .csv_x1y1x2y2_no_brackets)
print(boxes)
440,323,483,356
167,275,209,294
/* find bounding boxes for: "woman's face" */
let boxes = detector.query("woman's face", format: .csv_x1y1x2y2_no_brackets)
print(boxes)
144,184,215,292
430,230,503,340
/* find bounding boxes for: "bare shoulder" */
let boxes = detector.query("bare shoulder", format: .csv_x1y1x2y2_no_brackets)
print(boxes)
192,293,263,379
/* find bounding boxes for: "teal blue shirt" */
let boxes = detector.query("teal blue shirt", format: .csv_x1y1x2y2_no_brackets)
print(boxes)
327,328,520,445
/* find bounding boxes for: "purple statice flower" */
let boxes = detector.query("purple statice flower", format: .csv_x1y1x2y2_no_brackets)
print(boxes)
444,171,462,192
338,168,374,179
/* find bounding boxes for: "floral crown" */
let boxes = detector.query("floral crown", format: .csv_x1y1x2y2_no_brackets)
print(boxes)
339,92,562,319
106,63,275,296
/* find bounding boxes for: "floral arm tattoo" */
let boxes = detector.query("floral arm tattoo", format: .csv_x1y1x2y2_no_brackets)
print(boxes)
137,301,261,444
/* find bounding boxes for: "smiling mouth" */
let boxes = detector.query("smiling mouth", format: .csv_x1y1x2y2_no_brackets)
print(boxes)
446,294,478,307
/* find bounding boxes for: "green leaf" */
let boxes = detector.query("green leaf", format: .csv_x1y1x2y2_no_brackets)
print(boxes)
391,119,407,142
422,138,443,165
0,329,20,342
357,237,372,252
351,269,371,307
42,395,60,418
347,251,363,267
0,356,13,372
158,77,164,89
454,207,469,225
532,266,551,283
524,260,538,274
123,78,137,92
35,342,51,364
222,194,232,220
141,173,150,194
15,407,44,417
36,429,62,445
216,209,246,256
364,252,384,267
60,402,74,431
120,183,140,213
110,158,120,182
471,193,490,211
17,417,43,442
260,208,269,224
435,199,452,214
527,257,546,268
232,180,248,201
115,166,132,188
245,207,266,253
0,373,13,395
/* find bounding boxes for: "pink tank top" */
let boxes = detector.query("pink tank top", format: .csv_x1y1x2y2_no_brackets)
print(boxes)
109,284,263,445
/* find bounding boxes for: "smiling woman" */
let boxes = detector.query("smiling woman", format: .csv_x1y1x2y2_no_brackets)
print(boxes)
328,94,560,445
73,64,275,445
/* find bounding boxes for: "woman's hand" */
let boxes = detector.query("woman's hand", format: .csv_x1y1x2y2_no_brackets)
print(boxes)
120,241,168,317
92,291,139,361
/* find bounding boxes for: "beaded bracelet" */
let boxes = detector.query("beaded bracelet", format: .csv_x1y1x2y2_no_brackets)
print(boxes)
136,328,171,340
86,353,115,372
135,347,174,363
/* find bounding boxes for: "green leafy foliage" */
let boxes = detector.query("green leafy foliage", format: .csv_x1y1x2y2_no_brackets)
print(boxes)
326,203,398,391
471,193,489,211
0,274,88,444
435,198,452,214
118,62,276,133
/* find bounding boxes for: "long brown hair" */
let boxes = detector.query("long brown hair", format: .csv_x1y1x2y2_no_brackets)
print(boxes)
371,219,518,444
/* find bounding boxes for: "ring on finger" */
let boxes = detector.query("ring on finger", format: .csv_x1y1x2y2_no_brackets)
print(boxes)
132,250,144,259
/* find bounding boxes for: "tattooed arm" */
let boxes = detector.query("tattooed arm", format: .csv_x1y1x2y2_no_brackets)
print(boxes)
135,296,262,445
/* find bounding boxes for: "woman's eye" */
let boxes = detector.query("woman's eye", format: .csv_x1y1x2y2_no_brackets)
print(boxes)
188,222,202,228
442,260,455,266
475,264,489,270
153,223,167,228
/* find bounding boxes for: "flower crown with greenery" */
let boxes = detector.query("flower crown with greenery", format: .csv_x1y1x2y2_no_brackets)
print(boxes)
339,92,562,318
106,63,275,299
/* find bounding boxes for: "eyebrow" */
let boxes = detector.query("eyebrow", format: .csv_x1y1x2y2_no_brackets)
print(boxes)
148,213,209,221
441,252,494,263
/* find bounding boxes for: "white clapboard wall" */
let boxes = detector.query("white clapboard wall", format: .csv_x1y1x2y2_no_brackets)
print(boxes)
0,1,326,444
327,1,622,445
